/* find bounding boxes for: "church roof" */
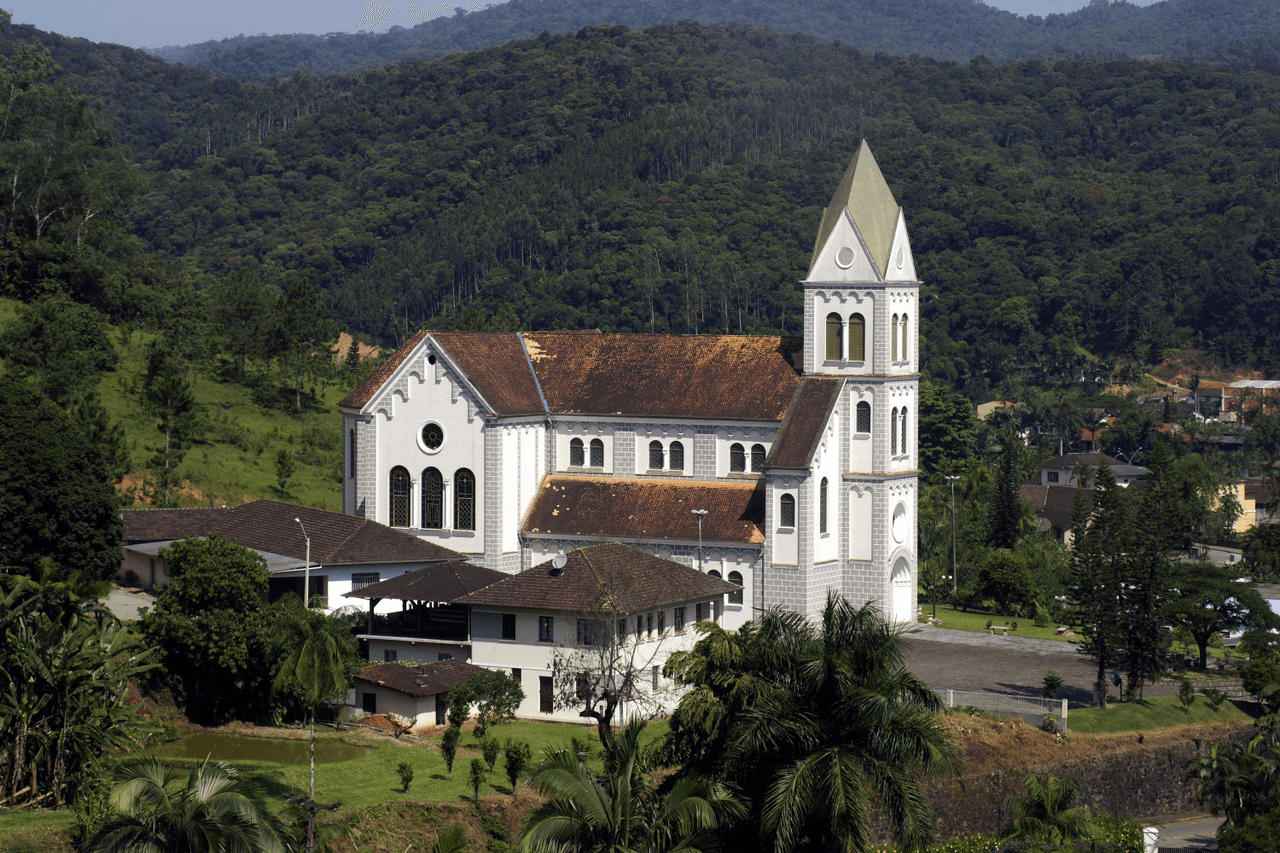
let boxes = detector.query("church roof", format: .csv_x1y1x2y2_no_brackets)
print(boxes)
766,377,844,470
456,542,738,613
522,476,765,544
341,331,804,422
121,500,463,566
810,140,901,277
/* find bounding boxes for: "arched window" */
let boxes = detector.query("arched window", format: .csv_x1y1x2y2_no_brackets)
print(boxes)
900,314,909,362
901,408,908,456
389,466,411,528
454,468,475,531
780,493,796,528
421,467,443,529
669,441,685,472
751,444,766,472
708,569,722,579
856,401,871,433
820,477,828,534
729,443,746,473
348,429,356,478
825,313,842,361
649,440,664,470
728,570,744,605
848,313,866,361
569,437,584,467
891,313,899,363
891,407,899,456
590,438,604,467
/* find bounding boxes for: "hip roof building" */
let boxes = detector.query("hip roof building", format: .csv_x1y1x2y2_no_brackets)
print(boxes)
339,141,919,625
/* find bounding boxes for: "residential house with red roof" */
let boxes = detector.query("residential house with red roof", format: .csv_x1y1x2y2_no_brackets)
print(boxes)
338,141,920,626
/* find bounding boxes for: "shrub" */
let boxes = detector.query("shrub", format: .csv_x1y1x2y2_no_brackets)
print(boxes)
1042,670,1064,699
1200,687,1228,712
503,740,531,795
397,761,414,793
469,758,487,801
441,725,461,778
482,736,500,770
1177,677,1197,714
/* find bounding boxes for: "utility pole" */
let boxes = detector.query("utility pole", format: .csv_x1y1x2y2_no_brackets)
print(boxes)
946,475,960,594
295,517,311,607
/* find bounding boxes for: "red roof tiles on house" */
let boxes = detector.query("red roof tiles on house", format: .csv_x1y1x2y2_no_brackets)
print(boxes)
430,331,546,415
121,500,463,565
456,542,738,613
346,560,508,602
522,476,765,544
339,330,428,410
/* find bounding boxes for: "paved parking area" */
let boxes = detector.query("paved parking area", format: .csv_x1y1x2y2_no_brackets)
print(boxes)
904,627,1142,707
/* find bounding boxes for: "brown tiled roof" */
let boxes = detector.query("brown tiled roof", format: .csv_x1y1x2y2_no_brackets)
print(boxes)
355,659,491,697
456,542,738,613
346,560,508,602
766,377,843,470
431,331,545,415
120,508,229,544
339,330,427,409
1019,484,1093,532
522,476,764,544
524,333,803,420
121,500,463,566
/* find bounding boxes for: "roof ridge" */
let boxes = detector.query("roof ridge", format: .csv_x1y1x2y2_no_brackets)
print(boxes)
518,332,550,414
321,515,369,562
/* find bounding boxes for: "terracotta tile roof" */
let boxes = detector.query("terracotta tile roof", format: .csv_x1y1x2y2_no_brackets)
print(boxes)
430,331,545,415
121,500,463,566
766,377,843,470
339,330,427,409
524,333,802,421
346,560,508,602
356,659,492,697
456,542,738,613
1019,483,1093,531
522,476,764,544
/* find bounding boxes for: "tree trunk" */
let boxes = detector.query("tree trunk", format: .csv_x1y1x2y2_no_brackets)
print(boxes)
308,707,317,853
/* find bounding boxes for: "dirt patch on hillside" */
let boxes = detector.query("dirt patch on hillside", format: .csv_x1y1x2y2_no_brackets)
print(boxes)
939,711,1251,776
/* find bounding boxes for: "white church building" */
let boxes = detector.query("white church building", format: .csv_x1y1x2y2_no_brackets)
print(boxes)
339,141,919,626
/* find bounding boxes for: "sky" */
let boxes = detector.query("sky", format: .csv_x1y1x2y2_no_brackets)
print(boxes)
6,0,1161,51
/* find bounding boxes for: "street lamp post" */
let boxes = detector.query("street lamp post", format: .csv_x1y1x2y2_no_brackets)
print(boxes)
945,475,960,594
295,517,311,608
692,509,708,570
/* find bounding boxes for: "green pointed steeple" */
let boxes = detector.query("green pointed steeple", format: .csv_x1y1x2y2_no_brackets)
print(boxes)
810,141,902,278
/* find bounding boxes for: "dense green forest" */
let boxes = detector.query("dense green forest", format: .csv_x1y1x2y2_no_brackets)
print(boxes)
3,15,1280,402
142,0,1280,79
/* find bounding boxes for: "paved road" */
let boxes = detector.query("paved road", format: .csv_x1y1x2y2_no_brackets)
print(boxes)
1142,812,1222,849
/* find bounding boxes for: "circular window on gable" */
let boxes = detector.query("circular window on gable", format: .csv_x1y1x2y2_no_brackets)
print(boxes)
835,246,856,269
420,422,444,453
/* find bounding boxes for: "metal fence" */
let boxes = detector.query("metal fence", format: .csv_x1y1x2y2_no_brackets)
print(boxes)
944,689,1069,731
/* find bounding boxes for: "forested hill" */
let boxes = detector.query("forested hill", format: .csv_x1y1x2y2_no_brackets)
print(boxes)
119,24,1280,396
148,0,1280,79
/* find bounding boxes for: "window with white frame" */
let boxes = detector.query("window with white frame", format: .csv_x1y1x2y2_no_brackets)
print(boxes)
352,572,381,590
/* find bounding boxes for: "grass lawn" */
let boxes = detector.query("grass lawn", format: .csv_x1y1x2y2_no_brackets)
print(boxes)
919,605,1079,644
1068,694,1257,734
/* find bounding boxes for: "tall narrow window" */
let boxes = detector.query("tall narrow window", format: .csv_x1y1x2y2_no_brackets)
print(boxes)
730,443,745,473
669,441,685,472
780,494,796,528
848,313,866,361
389,466,410,528
901,408,909,456
901,314,909,362
422,467,443,529
825,313,842,361
728,570,744,604
856,401,871,434
820,477,828,534
891,407,899,456
590,438,604,467
891,313,899,362
569,437,584,467
349,429,356,478
454,468,475,531
751,444,766,472
649,440,664,470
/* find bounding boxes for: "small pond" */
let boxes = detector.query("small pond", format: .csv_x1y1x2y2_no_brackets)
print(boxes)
148,732,372,765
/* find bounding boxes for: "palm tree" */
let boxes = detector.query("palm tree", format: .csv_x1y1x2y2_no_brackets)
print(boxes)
271,595,352,853
662,595,954,853
1000,773,1097,845
82,758,288,853
521,719,745,853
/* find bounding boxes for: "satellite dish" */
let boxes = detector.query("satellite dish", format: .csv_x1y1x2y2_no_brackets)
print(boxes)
551,553,567,570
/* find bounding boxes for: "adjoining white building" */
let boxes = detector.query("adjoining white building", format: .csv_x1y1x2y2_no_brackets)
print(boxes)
339,140,919,625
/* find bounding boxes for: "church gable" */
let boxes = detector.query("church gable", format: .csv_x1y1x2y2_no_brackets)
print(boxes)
884,210,918,282
806,209,882,283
